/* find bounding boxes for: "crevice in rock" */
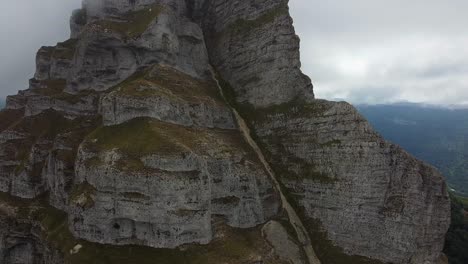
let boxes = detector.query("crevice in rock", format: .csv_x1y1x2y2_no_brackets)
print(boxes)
209,66,321,264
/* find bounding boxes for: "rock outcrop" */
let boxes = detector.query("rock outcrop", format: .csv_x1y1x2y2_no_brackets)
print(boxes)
237,100,450,264
195,0,314,107
0,0,450,263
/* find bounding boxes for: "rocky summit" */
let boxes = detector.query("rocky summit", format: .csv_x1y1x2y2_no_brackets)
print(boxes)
0,0,450,264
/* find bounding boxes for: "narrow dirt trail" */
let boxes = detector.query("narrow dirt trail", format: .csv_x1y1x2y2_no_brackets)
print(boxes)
210,70,321,264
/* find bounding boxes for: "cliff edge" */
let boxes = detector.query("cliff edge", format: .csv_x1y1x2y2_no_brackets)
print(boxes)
0,1,450,263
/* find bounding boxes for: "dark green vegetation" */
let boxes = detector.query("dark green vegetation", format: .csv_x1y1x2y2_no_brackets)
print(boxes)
84,117,259,171
305,217,384,264
83,66,257,171
73,8,87,26
357,103,468,196
0,108,24,132
456,195,468,206
87,118,191,156
210,3,288,41
31,79,97,104
444,193,468,264
263,135,337,184
0,109,100,179
8,110,80,170
244,98,329,125
93,4,163,38
217,75,381,262
87,118,250,156
70,182,97,209
54,39,79,60
280,188,383,264
217,70,329,126
114,65,225,104
217,73,329,126
0,192,280,264
216,75,336,184
39,38,78,60
223,4,288,35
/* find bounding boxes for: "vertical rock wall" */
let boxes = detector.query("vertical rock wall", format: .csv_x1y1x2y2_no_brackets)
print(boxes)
0,0,451,263
194,0,314,107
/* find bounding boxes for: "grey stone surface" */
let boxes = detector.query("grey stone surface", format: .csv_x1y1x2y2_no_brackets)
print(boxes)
195,0,314,107
101,90,236,128
67,2,211,93
71,134,279,248
0,0,451,263
1,0,282,255
262,221,306,264
83,0,176,18
100,66,237,129
0,211,63,264
249,99,450,264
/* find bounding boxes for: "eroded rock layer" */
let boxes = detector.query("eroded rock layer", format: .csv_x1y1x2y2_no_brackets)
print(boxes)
196,0,314,107
0,0,450,263
234,99,450,264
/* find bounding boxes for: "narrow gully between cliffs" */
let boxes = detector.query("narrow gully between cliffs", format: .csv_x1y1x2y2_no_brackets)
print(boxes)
210,68,321,264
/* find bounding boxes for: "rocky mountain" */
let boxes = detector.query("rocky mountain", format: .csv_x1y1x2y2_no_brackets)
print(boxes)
0,1,450,264
357,103,468,196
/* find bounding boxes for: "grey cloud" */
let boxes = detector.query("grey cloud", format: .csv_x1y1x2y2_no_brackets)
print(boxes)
290,0,468,105
0,0,81,99
291,0,468,37
0,0,467,106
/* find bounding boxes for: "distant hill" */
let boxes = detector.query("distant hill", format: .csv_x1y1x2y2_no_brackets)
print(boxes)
0,98,5,109
357,103,468,196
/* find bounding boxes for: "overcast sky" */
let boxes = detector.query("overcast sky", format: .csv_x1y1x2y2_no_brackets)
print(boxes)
1,0,468,106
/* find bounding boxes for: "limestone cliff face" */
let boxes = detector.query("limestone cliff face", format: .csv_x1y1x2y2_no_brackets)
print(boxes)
240,100,449,264
194,0,314,107
0,0,450,264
